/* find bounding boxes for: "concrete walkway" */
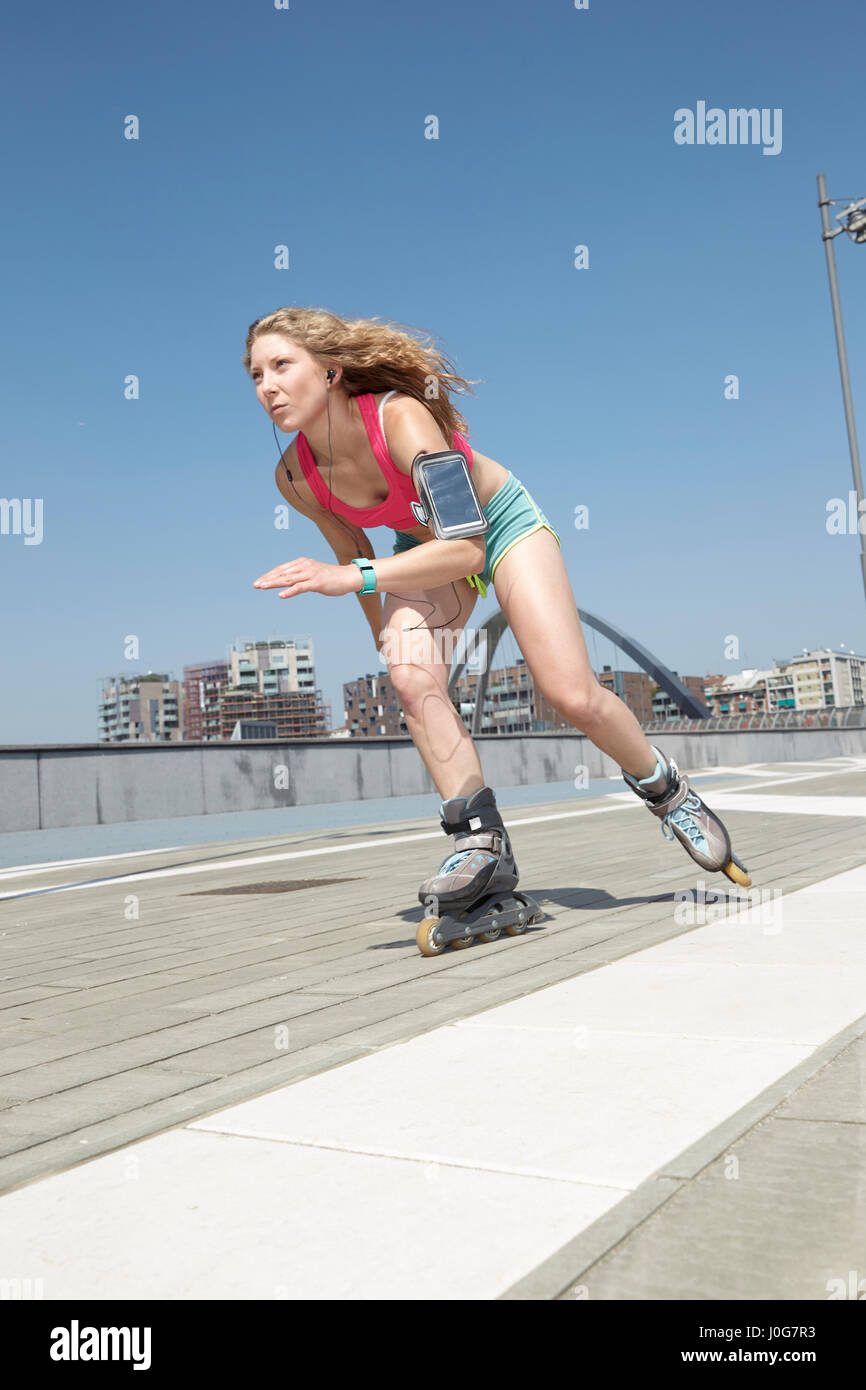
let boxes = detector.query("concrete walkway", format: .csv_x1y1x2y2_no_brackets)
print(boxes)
0,759,864,1299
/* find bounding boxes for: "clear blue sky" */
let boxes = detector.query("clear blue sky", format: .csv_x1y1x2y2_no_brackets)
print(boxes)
2,0,865,744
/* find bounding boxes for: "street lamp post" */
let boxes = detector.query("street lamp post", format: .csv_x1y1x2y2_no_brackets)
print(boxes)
817,174,866,608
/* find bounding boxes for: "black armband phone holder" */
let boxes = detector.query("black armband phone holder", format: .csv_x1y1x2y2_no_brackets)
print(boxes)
409,450,490,541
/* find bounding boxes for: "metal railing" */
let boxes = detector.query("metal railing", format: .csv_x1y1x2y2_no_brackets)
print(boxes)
644,706,865,732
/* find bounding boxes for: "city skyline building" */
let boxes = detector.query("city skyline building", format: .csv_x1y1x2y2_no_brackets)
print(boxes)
99,638,329,743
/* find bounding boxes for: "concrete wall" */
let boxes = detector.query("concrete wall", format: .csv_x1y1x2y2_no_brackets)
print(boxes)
1,728,865,832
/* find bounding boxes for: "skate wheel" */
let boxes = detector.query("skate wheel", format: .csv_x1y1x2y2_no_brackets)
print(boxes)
478,926,501,943
416,917,446,957
722,858,752,888
504,896,536,935
450,934,473,949
476,903,502,944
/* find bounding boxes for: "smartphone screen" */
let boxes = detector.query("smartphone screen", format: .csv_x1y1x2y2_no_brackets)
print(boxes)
427,457,484,528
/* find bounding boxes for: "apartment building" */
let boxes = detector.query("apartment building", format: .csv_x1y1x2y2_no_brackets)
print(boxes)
598,665,656,723
182,659,230,741
343,672,406,736
98,674,183,743
221,638,329,738
703,670,771,717
706,649,866,716
779,648,865,710
102,638,330,744
451,658,571,734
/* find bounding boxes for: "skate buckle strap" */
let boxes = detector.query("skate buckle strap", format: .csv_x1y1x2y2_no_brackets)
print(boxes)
453,831,500,852
440,811,487,835
644,775,690,819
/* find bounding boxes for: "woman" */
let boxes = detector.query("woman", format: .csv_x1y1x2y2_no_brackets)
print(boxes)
250,308,750,951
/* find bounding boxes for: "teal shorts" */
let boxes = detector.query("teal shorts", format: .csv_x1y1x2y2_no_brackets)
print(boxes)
391,471,560,597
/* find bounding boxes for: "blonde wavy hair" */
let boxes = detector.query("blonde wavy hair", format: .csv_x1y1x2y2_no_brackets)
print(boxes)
242,306,480,440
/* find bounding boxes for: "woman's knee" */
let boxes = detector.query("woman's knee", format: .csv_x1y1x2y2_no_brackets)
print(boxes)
544,680,606,728
385,659,449,713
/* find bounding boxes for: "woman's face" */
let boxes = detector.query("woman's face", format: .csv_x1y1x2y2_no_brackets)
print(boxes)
249,333,329,432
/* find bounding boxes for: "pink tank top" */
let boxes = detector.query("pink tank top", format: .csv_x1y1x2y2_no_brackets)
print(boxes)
294,392,474,530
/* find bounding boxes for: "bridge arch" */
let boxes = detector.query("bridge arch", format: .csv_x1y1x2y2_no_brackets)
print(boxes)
448,606,709,735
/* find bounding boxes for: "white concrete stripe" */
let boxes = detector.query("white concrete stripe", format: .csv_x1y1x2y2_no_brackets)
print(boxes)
699,766,792,777
683,793,866,817
609,765,866,800
606,789,866,816
711,758,866,770
1,860,863,1299
704,762,864,776
0,846,185,880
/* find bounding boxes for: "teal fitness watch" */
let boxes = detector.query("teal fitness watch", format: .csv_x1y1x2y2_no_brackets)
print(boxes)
350,557,377,594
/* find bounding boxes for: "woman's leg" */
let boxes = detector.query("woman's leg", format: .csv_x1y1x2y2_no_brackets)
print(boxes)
491,528,659,780
381,575,485,801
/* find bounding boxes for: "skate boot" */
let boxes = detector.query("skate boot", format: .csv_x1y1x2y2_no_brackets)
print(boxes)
416,785,543,956
622,745,752,887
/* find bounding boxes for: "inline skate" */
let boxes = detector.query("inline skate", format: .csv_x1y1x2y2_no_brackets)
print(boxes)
622,745,752,886
415,784,543,956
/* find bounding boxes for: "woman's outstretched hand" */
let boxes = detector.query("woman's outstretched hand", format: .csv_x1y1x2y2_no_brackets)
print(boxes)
253,558,360,600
